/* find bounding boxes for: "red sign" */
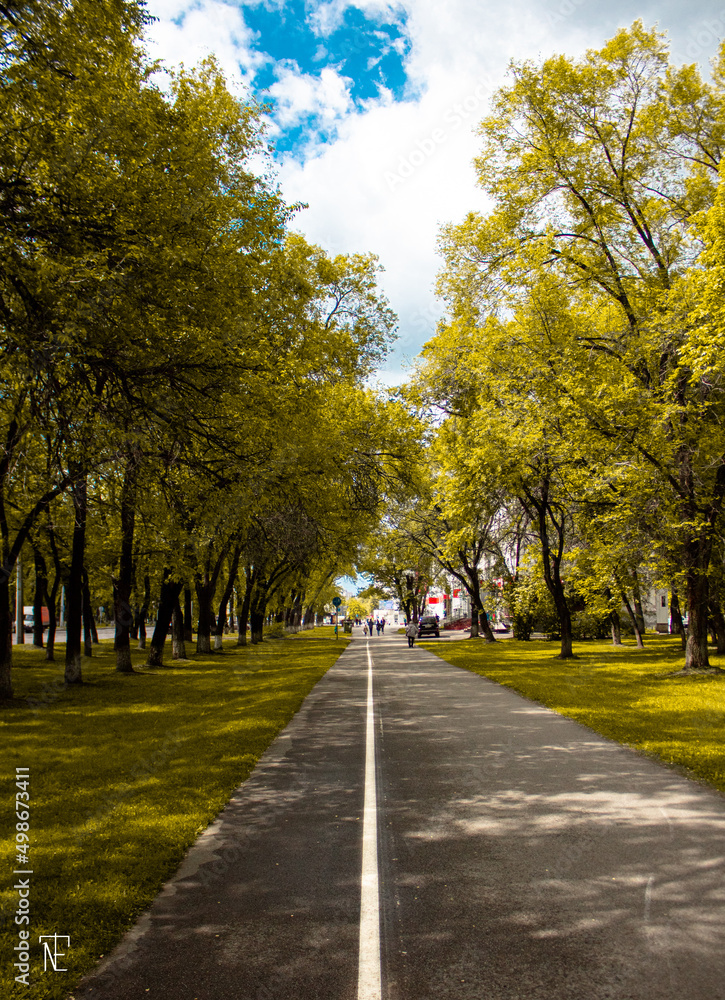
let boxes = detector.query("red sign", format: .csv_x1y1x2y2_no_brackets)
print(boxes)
453,589,461,598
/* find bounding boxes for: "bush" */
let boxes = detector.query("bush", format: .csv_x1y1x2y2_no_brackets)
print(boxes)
263,622,287,639
571,609,611,640
507,565,612,641
506,577,553,640
531,600,561,639
511,612,534,641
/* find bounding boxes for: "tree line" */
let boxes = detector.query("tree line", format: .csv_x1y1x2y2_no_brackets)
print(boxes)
0,0,410,699
364,23,725,672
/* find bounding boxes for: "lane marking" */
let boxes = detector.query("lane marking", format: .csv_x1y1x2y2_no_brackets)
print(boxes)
357,641,382,1000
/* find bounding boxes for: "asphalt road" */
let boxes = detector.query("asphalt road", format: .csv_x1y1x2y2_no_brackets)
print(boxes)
72,628,725,1000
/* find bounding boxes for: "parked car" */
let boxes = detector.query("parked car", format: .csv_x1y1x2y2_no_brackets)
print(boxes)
417,615,440,638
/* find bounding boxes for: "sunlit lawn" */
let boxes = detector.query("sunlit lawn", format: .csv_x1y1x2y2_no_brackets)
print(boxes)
0,628,349,1000
420,634,725,794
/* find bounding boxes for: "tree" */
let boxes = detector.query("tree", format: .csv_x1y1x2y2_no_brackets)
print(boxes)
435,23,725,671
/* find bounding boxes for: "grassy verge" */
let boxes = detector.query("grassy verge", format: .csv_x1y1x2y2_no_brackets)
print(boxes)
0,628,349,999
419,634,725,794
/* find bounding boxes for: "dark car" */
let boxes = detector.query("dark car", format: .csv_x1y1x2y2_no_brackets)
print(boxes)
417,615,440,638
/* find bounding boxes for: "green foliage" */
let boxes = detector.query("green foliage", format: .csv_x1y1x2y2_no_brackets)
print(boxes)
346,596,372,618
417,22,725,669
262,621,287,638
508,563,611,642
506,573,553,640
0,0,404,692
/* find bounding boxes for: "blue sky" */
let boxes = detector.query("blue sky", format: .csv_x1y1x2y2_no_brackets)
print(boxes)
244,1,411,151
147,0,725,383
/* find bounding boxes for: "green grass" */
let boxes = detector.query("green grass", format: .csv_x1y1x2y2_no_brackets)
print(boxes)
0,629,349,1000
420,634,725,794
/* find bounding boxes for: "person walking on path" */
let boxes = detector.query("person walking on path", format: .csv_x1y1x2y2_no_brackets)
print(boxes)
375,620,382,635
362,622,369,636
368,618,375,636
405,620,418,647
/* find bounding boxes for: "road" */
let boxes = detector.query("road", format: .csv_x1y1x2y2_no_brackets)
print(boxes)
72,627,725,1000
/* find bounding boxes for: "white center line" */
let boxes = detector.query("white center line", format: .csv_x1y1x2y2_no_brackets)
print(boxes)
357,641,382,1000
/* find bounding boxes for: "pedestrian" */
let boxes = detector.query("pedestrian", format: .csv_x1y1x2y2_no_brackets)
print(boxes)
405,620,418,648
368,618,375,636
362,623,369,636
380,618,386,634
376,620,381,635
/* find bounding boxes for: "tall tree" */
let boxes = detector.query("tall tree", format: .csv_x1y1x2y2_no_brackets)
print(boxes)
435,23,725,671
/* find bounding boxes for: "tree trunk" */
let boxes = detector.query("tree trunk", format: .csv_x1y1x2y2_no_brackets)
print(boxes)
172,598,187,660
610,610,622,645
604,587,622,645
478,605,496,642
0,570,13,698
195,546,225,654
44,574,59,663
538,503,573,656
196,573,213,653
708,598,725,655
684,558,710,670
522,478,574,658
467,608,478,637
250,580,267,644
114,457,138,673
553,588,574,657
214,543,242,652
32,547,45,648
669,587,686,649
632,570,646,636
43,527,62,663
618,583,644,648
147,570,183,667
82,570,94,657
137,574,150,650
250,607,264,643
184,587,193,643
293,591,305,631
237,566,252,646
65,472,87,684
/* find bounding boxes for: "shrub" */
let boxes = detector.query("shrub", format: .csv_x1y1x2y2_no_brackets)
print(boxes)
571,609,611,640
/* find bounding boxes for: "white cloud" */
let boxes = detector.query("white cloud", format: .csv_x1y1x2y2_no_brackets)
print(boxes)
146,0,266,91
277,86,485,379
267,64,354,131
307,0,406,38
145,0,725,381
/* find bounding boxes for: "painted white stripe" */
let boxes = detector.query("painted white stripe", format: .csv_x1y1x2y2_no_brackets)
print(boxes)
357,642,382,1000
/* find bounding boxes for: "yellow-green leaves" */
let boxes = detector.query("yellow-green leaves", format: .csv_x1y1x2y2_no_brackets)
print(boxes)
425,22,725,668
